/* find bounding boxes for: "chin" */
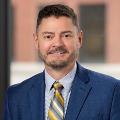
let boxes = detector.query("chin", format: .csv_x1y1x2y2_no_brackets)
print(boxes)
46,60,68,70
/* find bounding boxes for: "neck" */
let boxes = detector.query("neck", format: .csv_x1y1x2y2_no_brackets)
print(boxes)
45,62,76,80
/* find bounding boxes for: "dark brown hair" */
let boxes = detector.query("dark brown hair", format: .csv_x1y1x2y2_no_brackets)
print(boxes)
36,4,80,31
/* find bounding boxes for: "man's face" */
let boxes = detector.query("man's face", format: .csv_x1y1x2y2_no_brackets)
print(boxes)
34,16,82,70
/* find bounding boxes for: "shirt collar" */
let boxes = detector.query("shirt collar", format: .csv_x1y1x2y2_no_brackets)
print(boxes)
45,63,77,92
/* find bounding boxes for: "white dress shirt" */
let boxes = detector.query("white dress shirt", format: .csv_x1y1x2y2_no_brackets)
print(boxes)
45,63,77,120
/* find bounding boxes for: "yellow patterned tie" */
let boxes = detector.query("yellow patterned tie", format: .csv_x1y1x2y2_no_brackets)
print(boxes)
48,81,64,120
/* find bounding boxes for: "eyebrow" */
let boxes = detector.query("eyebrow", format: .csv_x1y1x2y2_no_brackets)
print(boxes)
61,31,73,34
42,32,54,35
42,31,73,35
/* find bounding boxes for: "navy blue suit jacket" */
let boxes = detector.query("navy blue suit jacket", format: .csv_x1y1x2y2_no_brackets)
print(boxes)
4,64,120,120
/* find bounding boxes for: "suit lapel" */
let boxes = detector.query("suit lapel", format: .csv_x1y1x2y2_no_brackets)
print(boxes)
29,72,45,120
28,64,92,120
65,64,92,120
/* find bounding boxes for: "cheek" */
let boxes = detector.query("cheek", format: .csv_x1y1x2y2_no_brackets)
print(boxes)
65,41,78,52
73,39,81,50
38,42,49,54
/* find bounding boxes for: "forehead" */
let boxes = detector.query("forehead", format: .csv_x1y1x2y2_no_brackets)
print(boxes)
37,16,77,32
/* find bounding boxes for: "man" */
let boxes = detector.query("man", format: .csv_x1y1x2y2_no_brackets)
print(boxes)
4,4,120,120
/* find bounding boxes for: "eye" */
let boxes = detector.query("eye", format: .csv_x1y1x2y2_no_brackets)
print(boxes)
62,33,73,38
43,34,54,40
65,34,69,37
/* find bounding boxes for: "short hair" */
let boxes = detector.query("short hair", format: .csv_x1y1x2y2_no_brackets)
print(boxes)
36,4,80,31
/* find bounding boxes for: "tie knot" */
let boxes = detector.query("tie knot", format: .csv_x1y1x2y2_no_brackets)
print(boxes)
53,81,64,91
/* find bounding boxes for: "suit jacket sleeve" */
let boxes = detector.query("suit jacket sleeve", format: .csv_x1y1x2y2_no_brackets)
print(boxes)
4,89,11,120
110,83,120,119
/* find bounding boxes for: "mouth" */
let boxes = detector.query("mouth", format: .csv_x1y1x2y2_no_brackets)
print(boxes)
48,51,67,55
47,47,68,55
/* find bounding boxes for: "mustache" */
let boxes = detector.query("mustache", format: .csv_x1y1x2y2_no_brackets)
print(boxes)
47,47,69,55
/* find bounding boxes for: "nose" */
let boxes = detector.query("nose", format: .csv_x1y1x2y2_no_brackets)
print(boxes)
52,36,64,47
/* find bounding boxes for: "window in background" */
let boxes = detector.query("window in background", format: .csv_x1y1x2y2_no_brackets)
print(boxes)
79,5,105,63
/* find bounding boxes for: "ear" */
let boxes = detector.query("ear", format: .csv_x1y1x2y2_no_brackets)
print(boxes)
77,30,83,48
33,33,39,49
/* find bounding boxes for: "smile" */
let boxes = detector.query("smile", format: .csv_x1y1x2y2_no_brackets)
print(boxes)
50,51,66,54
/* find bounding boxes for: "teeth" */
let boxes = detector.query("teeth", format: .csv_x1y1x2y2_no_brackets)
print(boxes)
49,51,65,54
54,51,64,54
53,52,63,55
55,52,62,54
